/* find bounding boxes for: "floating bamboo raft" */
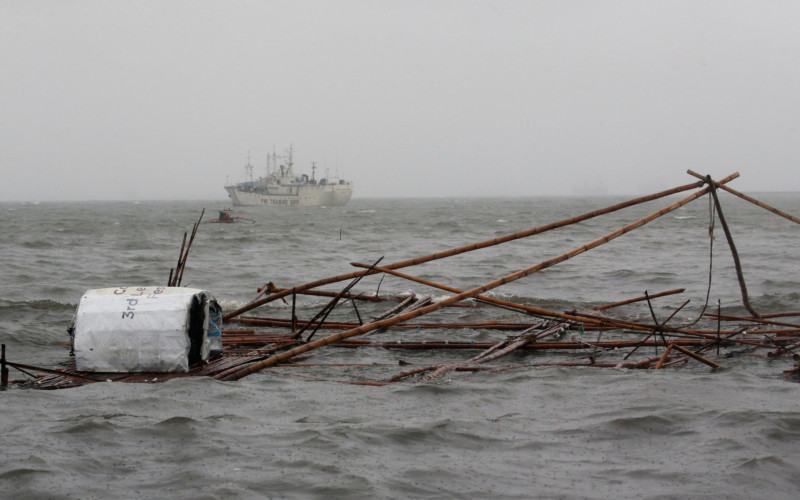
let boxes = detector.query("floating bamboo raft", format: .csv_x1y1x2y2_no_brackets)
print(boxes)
4,170,800,389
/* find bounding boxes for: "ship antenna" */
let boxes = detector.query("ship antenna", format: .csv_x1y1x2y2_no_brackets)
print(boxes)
311,162,317,181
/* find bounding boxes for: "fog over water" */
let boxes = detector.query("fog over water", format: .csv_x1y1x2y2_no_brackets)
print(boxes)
2,0,799,202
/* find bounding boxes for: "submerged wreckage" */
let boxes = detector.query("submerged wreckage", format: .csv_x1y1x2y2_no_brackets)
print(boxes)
3,170,800,389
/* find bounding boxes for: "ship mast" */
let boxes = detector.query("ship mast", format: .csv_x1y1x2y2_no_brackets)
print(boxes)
245,153,254,182
286,144,294,177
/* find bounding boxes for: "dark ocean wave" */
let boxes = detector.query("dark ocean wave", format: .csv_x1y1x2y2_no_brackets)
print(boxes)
0,298,76,311
19,239,59,249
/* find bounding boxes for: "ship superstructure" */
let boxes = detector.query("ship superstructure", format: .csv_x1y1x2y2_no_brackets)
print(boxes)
225,146,353,207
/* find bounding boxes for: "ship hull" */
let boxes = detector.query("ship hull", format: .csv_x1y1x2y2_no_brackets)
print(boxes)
225,183,353,207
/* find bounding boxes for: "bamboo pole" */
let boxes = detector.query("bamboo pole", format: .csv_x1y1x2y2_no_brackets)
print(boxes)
485,360,652,373
717,299,722,355
349,262,601,327
177,209,205,287
257,338,714,350
615,355,663,369
227,316,551,331
379,181,708,272
593,289,685,311
688,169,800,225
217,183,714,381
247,282,275,306
705,175,760,318
654,344,674,369
753,312,800,320
291,288,297,333
264,286,389,302
563,309,766,342
659,356,690,368
767,340,800,358
222,180,707,321
387,365,439,382
348,264,715,340
299,257,383,342
703,313,800,330
4,361,103,383
349,260,764,344
1,344,7,387
419,323,559,382
277,363,418,370
669,343,722,369
232,317,455,329
169,232,187,286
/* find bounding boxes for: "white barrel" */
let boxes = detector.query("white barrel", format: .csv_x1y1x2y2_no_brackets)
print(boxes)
72,287,214,373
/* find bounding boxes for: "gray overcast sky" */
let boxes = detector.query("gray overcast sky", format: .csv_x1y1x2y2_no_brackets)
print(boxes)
2,0,799,201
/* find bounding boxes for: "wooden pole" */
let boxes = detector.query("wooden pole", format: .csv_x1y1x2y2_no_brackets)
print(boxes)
616,355,663,369
247,282,274,306
331,338,713,350
381,181,707,272
703,313,800,330
169,233,187,286
688,169,800,225
1,344,8,387
265,286,389,302
654,343,674,370
669,343,722,369
228,316,550,331
348,265,747,342
717,299,721,355
349,262,600,327
297,257,383,341
418,323,560,382
217,183,713,381
593,289,685,311
705,175,760,318
177,209,205,287
291,288,297,333
4,360,103,383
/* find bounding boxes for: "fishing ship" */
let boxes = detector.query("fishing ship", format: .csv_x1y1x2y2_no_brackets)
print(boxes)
224,146,353,207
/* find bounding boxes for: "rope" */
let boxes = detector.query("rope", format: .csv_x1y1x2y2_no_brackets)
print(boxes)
677,192,716,329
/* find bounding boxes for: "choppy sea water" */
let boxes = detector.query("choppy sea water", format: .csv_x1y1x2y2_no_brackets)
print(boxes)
2,193,800,499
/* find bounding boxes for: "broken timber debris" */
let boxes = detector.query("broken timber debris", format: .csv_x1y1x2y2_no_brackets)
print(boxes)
5,170,800,389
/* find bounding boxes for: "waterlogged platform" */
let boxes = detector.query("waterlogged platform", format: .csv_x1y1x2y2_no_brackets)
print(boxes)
4,172,800,389
14,334,302,390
